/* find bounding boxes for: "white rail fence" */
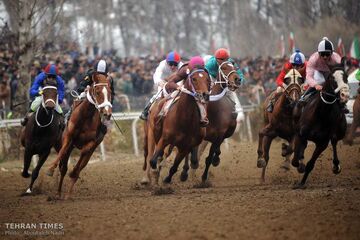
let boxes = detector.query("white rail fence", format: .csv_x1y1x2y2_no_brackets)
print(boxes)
0,105,258,162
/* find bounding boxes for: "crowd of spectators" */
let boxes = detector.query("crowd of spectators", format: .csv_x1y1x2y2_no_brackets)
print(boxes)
2,27,358,120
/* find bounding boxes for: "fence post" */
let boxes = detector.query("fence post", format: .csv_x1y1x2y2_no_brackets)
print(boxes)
132,118,140,156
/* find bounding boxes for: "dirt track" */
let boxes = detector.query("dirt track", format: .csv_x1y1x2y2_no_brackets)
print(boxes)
1,140,360,240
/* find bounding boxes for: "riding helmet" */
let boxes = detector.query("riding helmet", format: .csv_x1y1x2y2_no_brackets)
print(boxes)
318,37,334,53
290,49,305,65
95,59,108,74
189,56,205,69
44,64,58,76
215,48,230,60
166,51,181,63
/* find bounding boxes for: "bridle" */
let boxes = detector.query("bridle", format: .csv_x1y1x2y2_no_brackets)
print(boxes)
35,85,58,128
214,61,238,89
87,81,112,110
179,69,209,103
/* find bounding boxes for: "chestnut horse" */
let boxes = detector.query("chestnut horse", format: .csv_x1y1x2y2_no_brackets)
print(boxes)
257,69,304,182
143,68,211,185
291,62,349,188
46,73,112,199
20,78,63,195
193,60,242,182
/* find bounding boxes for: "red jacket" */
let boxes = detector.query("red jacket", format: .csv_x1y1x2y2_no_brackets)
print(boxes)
276,61,307,87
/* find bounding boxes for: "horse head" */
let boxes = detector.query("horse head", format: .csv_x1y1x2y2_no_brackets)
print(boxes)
217,60,241,91
283,69,304,102
90,73,112,120
331,64,349,103
184,68,211,103
42,77,58,110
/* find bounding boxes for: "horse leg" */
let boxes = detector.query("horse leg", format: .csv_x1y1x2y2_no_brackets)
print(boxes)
257,130,265,166
141,127,156,185
180,154,190,182
22,149,32,178
291,135,307,173
331,139,341,174
260,135,275,183
190,146,199,169
164,150,188,184
47,137,73,176
211,142,222,167
57,145,74,198
25,149,51,194
149,141,165,170
295,141,328,188
280,142,293,171
201,143,218,182
66,143,97,199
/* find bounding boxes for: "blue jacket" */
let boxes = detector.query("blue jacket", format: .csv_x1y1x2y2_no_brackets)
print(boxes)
205,56,245,83
30,72,65,103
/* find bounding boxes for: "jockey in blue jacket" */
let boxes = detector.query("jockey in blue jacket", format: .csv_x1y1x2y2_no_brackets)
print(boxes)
21,64,65,126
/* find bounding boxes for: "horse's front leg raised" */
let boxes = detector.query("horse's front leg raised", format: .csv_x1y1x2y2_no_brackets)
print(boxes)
22,149,32,178
46,136,73,176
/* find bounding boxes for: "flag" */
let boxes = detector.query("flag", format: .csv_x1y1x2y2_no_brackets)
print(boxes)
336,38,345,57
288,32,295,54
279,34,285,57
349,37,360,59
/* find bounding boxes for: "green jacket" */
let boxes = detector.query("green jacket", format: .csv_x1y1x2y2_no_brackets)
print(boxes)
205,56,245,83
355,69,360,81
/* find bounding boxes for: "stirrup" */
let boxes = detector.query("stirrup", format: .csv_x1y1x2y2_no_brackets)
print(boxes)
139,112,148,120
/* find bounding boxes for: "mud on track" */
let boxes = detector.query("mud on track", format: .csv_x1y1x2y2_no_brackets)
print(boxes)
1,140,360,240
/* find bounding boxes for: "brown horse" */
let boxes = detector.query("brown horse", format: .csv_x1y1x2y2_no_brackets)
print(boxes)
344,89,360,145
257,69,304,182
46,73,112,199
291,62,349,188
143,68,211,185
20,78,63,195
192,60,242,182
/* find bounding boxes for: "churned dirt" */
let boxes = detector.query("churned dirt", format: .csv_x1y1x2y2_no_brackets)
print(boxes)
1,140,360,240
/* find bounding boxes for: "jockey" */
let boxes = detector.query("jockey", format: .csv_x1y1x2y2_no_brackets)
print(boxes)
299,37,349,112
205,48,245,83
164,56,210,127
266,49,307,112
65,59,115,120
76,59,114,103
139,51,183,120
21,64,65,126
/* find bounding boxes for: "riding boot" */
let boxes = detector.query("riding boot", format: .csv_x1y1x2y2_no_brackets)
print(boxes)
20,111,33,126
266,101,274,113
299,87,316,104
341,102,350,114
139,100,152,120
65,107,72,123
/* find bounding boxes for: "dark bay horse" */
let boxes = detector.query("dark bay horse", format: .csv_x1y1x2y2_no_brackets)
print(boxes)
257,69,304,182
291,63,350,188
143,68,211,185
20,78,63,195
194,60,242,182
46,73,112,199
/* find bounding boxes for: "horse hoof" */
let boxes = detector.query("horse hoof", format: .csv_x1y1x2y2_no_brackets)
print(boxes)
333,165,341,174
180,172,188,182
163,176,172,184
297,163,305,173
20,188,32,196
46,168,54,177
257,159,266,168
291,160,299,168
280,163,290,171
150,160,157,170
140,177,150,185
190,162,199,169
21,171,31,178
212,158,220,167
292,182,306,190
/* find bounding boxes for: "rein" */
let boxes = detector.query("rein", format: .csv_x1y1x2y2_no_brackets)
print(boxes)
35,86,58,128
214,61,237,88
180,69,208,103
320,91,337,104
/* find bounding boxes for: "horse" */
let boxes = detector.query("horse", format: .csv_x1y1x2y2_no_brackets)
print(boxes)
344,90,360,145
192,60,242,182
291,61,350,188
46,73,112,199
142,68,211,185
20,78,63,195
256,69,304,182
